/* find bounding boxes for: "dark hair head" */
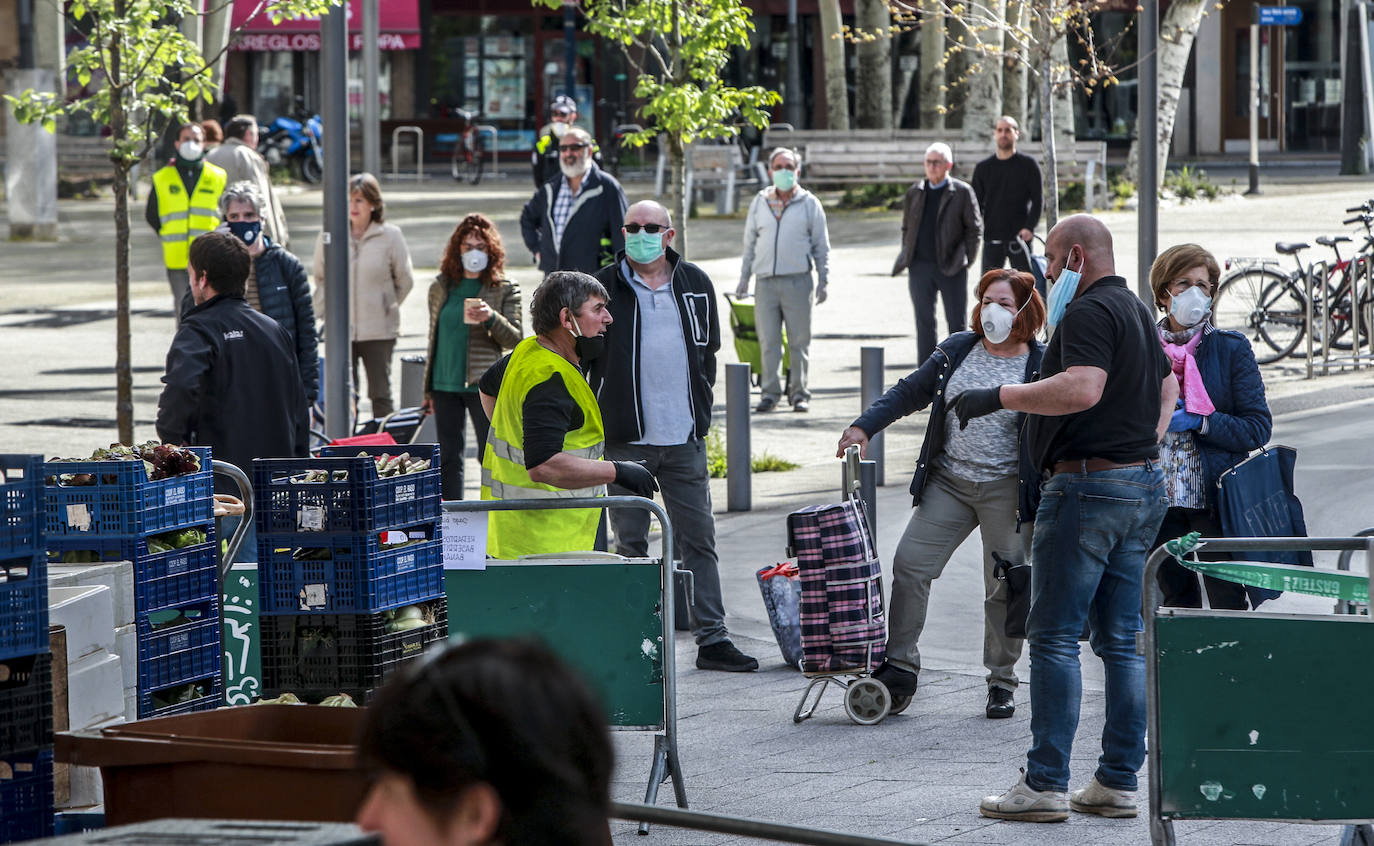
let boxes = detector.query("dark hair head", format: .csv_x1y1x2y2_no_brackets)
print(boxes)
349,173,385,223
177,123,203,143
970,268,1045,344
1149,243,1220,311
441,213,507,285
530,271,608,335
224,114,257,140
200,119,223,144
188,232,250,298
359,637,614,845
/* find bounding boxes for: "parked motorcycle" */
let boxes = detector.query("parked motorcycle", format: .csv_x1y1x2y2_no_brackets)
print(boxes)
258,106,323,184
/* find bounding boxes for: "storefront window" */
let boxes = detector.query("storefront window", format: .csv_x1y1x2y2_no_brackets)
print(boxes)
252,53,299,122
347,53,394,121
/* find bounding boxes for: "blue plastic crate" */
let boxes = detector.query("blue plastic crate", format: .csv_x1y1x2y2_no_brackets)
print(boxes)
137,674,222,720
0,555,48,663
48,526,217,614
0,652,52,756
256,522,443,615
0,456,42,561
136,600,221,693
254,444,441,536
43,447,214,539
0,748,53,843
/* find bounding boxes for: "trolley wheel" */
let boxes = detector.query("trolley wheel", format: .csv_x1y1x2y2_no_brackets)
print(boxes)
889,693,913,716
844,678,892,725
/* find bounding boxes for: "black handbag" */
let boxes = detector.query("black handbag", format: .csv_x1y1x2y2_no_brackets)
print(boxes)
992,552,1031,640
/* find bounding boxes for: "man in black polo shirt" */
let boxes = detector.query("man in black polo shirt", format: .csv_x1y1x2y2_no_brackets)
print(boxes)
950,215,1178,823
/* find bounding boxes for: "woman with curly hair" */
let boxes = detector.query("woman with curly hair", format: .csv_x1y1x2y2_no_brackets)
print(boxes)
424,213,523,499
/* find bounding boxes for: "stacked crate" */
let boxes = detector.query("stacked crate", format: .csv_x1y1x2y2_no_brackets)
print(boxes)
0,455,53,843
44,447,221,719
253,445,447,703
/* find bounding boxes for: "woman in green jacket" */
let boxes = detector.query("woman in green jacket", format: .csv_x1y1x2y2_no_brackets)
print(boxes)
423,213,523,500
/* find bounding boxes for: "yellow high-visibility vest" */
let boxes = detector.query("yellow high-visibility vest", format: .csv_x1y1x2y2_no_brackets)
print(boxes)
481,335,606,559
153,162,227,270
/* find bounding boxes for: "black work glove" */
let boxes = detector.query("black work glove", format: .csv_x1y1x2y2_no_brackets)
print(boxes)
612,460,660,498
949,387,1004,430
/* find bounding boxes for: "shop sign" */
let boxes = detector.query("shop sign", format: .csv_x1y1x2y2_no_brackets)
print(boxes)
230,32,421,51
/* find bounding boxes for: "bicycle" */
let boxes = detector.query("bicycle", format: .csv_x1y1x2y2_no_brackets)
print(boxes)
449,107,485,185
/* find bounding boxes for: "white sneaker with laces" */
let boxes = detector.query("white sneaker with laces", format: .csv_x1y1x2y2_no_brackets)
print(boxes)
1069,777,1138,818
978,770,1069,822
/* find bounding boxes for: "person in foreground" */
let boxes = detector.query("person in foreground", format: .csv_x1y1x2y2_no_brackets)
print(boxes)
357,637,614,846
954,215,1177,823
838,268,1045,718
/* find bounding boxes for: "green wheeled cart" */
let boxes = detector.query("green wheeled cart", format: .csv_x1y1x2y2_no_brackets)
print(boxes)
725,293,788,387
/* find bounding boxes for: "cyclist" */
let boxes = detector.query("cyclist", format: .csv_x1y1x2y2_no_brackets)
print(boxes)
531,95,602,186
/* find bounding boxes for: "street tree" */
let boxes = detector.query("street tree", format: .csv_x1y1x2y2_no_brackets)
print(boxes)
541,0,781,256
5,0,341,445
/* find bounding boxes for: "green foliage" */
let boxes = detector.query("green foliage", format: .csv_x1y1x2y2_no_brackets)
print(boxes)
1057,180,1085,213
1163,165,1222,202
1107,169,1136,210
839,182,906,210
704,427,800,477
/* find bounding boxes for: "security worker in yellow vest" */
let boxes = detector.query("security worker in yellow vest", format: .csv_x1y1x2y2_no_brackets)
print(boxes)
145,122,228,321
478,271,659,559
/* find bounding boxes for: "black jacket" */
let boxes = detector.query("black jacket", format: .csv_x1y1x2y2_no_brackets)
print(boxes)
852,331,1044,526
254,241,320,403
156,294,308,489
588,249,721,444
519,165,628,274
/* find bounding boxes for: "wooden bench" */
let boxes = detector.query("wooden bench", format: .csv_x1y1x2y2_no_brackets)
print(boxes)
651,140,763,214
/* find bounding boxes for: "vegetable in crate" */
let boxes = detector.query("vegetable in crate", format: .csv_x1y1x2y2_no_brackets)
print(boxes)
319,693,357,708
256,692,304,705
384,604,434,633
49,442,202,484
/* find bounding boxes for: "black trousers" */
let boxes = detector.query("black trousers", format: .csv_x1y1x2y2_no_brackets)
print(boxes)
431,390,489,500
981,239,1033,274
1153,506,1250,610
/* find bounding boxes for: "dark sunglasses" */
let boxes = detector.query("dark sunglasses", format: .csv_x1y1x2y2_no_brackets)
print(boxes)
623,223,667,234
559,142,590,152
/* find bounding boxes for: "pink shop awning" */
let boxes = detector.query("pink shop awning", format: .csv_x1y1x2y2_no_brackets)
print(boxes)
229,0,421,51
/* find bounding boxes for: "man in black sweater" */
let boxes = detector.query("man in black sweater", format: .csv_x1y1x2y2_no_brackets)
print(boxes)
972,116,1042,274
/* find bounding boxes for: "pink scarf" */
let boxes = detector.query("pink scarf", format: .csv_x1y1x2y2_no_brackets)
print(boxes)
1160,329,1216,416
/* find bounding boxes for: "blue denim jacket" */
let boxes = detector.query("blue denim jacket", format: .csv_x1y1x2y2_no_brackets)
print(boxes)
852,331,1044,526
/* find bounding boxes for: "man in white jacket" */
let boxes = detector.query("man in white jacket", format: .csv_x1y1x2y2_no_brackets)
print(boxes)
736,148,831,413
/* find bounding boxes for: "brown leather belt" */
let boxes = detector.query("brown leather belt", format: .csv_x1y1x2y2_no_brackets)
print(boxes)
1051,458,1148,476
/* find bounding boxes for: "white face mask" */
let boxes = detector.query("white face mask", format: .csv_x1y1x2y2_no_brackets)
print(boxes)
1169,285,1212,327
980,302,1018,345
461,249,488,274
178,140,203,160
551,121,570,138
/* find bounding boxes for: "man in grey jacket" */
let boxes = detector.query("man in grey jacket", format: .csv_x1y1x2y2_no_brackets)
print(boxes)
736,148,831,413
206,115,290,248
892,142,983,363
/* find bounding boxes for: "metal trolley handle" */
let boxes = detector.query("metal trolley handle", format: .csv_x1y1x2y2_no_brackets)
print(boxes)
212,460,254,581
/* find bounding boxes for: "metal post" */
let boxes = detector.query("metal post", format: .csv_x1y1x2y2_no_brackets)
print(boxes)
362,0,381,178
1138,0,1159,299
1247,5,1262,194
858,460,877,545
17,0,34,69
725,363,752,512
322,4,352,440
786,0,804,128
859,347,885,485
562,2,577,101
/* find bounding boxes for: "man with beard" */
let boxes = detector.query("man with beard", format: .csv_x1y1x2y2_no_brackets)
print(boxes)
972,116,1043,274
520,127,628,275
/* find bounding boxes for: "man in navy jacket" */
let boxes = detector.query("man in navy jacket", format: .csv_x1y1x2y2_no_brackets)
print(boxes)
520,127,627,275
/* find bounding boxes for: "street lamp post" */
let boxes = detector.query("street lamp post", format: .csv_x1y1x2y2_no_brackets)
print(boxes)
786,0,804,128
322,3,352,440
1138,0,1159,300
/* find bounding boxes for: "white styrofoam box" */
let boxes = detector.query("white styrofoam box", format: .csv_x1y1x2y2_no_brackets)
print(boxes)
67,650,124,730
60,716,125,809
114,623,136,691
48,585,116,662
49,562,135,627
124,686,138,723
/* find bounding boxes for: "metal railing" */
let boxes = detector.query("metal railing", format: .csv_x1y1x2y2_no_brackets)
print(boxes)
390,126,424,181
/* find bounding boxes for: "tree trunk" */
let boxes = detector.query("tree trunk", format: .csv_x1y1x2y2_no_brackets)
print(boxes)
1050,31,1075,154
918,0,945,129
1039,55,1059,230
1125,0,1208,188
1002,0,1028,128
818,0,849,130
668,134,689,258
111,0,134,446
855,0,892,128
959,0,1005,140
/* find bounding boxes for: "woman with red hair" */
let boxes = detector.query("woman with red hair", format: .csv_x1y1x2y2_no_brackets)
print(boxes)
838,269,1046,720
423,213,523,500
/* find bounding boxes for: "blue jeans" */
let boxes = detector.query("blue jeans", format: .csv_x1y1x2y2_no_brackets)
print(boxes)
1024,465,1167,793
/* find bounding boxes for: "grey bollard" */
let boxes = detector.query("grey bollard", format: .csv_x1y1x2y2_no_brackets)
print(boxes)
860,346,885,486
399,354,427,409
725,362,752,512
859,459,878,545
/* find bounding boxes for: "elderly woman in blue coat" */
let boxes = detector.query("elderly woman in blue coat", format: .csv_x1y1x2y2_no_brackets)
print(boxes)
1149,243,1272,609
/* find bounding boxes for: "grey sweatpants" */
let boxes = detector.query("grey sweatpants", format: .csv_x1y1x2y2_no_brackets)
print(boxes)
755,272,813,404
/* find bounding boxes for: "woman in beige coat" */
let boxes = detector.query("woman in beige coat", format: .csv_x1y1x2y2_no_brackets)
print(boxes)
422,213,523,499
313,173,414,419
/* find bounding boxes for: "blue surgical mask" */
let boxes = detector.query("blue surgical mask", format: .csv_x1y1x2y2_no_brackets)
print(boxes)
1169,285,1212,327
227,219,262,246
772,168,797,192
1046,251,1083,332
624,230,666,264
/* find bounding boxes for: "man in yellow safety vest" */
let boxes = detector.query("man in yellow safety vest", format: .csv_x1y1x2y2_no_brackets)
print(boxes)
146,122,228,320
477,270,658,559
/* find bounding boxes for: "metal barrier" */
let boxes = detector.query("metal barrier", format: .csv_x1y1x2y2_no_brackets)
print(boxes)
611,801,921,845
1144,536,1374,845
440,496,686,835
1334,526,1374,615
390,125,424,181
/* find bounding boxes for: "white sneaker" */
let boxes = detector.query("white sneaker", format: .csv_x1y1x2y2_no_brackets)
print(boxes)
979,770,1069,822
1069,777,1138,818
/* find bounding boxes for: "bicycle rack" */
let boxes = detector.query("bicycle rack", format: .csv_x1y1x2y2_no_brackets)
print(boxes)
1303,256,1373,379
475,124,499,179
390,125,424,182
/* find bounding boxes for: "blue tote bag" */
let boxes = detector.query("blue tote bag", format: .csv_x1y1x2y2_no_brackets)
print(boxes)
1215,444,1313,606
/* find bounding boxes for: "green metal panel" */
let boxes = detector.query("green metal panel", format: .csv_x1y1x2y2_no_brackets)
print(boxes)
444,564,665,728
221,563,262,705
1156,614,1374,820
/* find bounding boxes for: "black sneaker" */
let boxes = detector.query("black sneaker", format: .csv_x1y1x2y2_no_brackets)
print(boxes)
871,661,918,697
986,686,1015,719
696,641,759,672
754,397,777,413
